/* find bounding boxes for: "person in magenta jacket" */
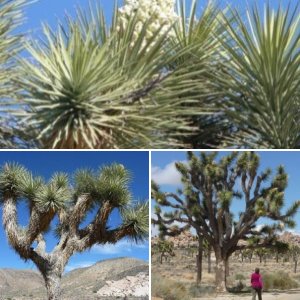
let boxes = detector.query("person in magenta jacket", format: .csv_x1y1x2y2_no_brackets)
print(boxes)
251,268,263,300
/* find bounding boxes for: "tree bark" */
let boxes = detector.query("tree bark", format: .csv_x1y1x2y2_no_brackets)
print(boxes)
294,260,297,273
225,258,229,277
196,237,203,284
44,271,62,300
215,256,227,292
208,245,212,273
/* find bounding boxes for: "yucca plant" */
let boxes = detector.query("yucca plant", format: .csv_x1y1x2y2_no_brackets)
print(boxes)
168,0,234,148
18,0,210,149
216,3,300,148
0,0,35,148
0,162,148,299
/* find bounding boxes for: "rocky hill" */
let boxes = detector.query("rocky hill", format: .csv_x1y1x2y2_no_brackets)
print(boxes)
152,231,197,249
0,257,149,300
278,231,300,246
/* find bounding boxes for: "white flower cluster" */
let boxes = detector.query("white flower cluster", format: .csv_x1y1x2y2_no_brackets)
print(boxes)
118,0,178,45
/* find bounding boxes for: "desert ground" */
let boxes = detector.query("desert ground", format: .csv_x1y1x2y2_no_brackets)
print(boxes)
153,292,300,300
152,246,300,300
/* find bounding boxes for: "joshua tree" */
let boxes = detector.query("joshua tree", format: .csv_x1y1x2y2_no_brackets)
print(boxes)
240,249,254,264
272,241,289,263
254,248,269,265
0,162,148,299
155,240,175,264
289,244,300,273
152,151,300,292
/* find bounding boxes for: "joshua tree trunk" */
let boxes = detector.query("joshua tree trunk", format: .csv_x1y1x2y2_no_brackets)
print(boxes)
294,260,298,273
215,254,227,292
208,245,212,273
44,270,62,300
31,250,66,300
196,236,203,284
225,258,229,277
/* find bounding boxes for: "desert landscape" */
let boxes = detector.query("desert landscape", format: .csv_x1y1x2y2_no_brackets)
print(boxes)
0,257,149,300
152,232,300,300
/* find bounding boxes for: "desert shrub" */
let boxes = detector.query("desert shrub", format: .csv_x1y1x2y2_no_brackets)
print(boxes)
235,273,246,280
152,273,189,300
263,272,298,290
189,284,215,297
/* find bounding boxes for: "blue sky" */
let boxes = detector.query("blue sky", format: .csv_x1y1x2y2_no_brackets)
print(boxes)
20,0,298,38
151,151,300,236
0,151,149,271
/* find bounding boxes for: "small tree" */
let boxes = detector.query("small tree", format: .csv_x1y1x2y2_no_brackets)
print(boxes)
156,240,175,264
0,163,148,300
290,244,300,273
255,248,269,265
273,241,289,263
152,151,300,292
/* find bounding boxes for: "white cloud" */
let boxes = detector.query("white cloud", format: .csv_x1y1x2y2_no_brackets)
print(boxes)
92,239,147,255
254,224,266,232
151,161,183,185
65,261,95,272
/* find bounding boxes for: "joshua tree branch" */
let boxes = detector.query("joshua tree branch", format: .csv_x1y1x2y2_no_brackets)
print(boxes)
26,206,55,245
69,194,92,234
2,194,30,258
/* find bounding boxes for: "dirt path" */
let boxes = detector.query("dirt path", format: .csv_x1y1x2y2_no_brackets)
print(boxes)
196,290,300,300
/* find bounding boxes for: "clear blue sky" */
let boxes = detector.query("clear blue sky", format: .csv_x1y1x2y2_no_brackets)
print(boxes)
0,151,149,271
151,151,300,235
20,0,298,37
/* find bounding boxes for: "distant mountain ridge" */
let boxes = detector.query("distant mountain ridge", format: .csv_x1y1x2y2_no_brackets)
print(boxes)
279,231,300,246
0,257,149,300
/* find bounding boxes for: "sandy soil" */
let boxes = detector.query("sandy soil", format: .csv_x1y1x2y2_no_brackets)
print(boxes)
197,291,300,299
152,291,300,299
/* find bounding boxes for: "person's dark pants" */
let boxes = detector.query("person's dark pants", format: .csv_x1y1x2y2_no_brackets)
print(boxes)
252,287,262,300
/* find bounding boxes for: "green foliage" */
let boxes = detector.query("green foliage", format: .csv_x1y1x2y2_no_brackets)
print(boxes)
0,0,32,148
120,201,149,243
0,162,29,197
217,3,300,148
157,240,175,255
97,164,131,206
18,1,206,149
74,163,131,206
0,1,298,148
35,182,70,211
235,273,246,280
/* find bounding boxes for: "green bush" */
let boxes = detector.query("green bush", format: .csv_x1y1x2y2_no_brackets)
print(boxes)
152,273,189,300
263,272,298,290
235,273,246,280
